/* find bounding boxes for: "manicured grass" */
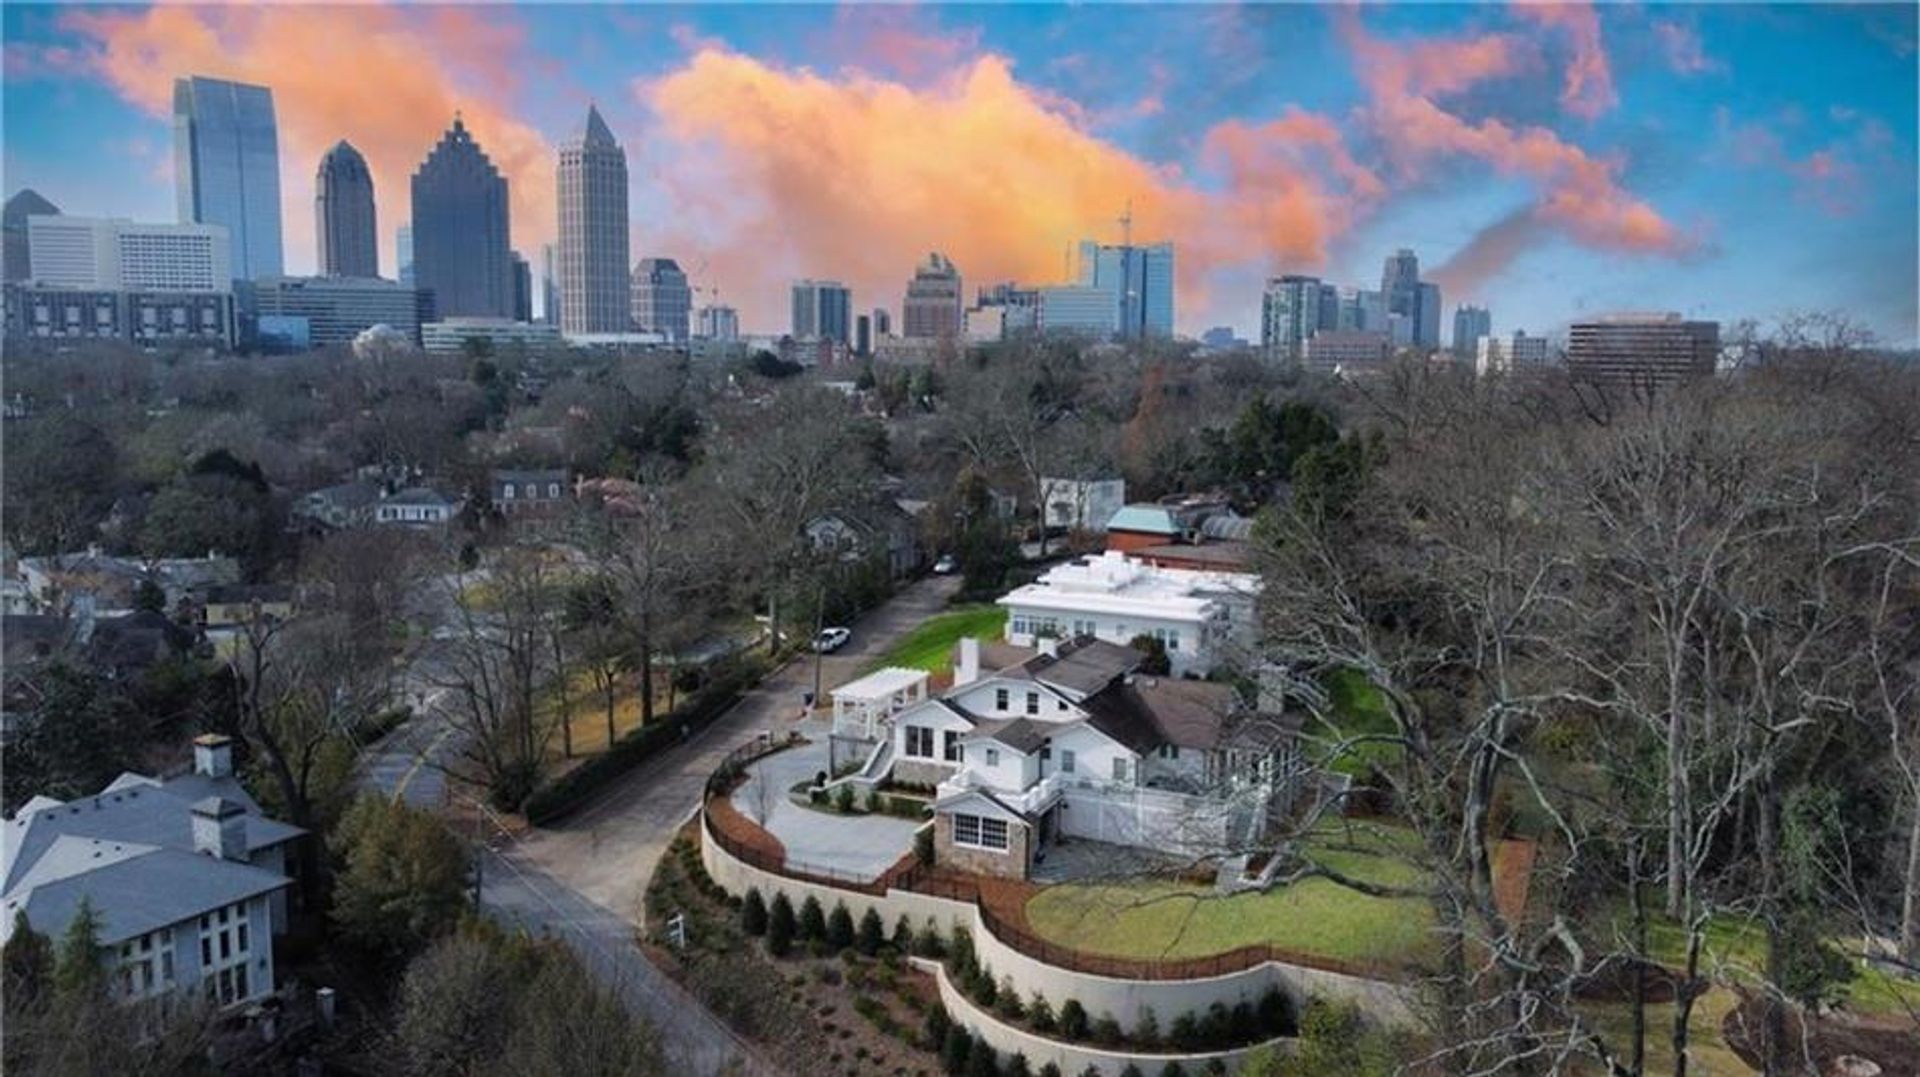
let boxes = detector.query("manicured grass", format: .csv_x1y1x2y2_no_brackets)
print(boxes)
868,604,1008,674
1024,823,1436,966
1312,668,1403,777
1581,986,1751,1075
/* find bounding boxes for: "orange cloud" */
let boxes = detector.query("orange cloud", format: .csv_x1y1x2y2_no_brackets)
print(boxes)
643,49,1371,331
1510,1,1616,119
60,3,554,276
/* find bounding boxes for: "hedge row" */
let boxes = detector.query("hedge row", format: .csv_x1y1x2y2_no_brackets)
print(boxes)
524,657,767,824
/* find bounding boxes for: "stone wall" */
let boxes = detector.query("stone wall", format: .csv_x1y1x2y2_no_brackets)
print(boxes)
892,759,954,787
934,811,1031,879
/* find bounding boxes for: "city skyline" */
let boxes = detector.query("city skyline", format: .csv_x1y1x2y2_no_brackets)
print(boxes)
3,3,1914,343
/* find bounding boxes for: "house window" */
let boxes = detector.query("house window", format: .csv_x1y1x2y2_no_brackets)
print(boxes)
547,483,560,498
985,748,1000,767
1025,692,1039,716
943,731,962,762
994,688,1008,711
904,726,933,758
1158,745,1181,760
1112,757,1131,782
502,484,515,500
952,812,1010,852
1060,749,1076,773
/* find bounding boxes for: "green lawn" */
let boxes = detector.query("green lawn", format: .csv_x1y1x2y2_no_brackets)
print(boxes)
1309,667,1403,777
1025,824,1435,966
869,605,1008,674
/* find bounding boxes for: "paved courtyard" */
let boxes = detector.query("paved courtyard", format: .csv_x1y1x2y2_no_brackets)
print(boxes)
730,715,922,880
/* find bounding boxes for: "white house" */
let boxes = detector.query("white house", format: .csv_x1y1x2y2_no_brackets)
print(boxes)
997,551,1261,678
1039,477,1126,533
372,487,462,527
879,637,1301,879
0,735,302,1008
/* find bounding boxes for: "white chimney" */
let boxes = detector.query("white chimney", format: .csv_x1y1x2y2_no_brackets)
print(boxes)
193,733,234,779
190,797,247,860
1039,636,1060,659
956,637,981,686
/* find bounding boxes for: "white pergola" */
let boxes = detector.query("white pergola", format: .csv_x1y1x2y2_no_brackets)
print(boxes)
830,666,930,741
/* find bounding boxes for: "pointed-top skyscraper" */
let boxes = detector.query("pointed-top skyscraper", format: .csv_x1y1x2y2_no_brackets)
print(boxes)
556,104,629,335
4,188,59,282
411,115,512,318
316,140,378,278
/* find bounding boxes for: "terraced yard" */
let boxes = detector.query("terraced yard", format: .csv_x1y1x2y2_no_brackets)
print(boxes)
1023,823,1437,967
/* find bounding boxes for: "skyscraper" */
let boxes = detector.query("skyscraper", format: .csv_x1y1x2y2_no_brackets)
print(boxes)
1260,275,1324,360
1417,282,1443,350
632,257,692,341
791,280,852,343
410,116,511,318
697,305,739,342
395,226,414,287
556,105,629,335
1380,247,1420,336
902,252,964,339
4,189,59,282
1452,305,1492,358
540,244,558,324
1077,239,1174,338
315,141,377,278
509,251,532,322
173,76,283,281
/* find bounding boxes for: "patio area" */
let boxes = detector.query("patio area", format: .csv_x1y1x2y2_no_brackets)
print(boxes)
727,715,922,882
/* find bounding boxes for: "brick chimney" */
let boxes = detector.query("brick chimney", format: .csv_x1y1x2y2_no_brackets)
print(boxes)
193,733,234,779
190,797,247,860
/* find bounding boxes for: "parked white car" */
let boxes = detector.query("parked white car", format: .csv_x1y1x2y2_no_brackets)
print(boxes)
813,626,852,653
932,554,957,575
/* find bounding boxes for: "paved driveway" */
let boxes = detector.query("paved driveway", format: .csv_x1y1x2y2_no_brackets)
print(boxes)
730,718,923,880
509,574,961,919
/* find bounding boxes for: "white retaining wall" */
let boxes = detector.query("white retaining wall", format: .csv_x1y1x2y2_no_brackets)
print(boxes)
917,957,1291,1076
699,812,1420,1031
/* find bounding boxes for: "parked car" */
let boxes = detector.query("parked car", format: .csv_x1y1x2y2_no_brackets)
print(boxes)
814,626,852,653
932,554,957,575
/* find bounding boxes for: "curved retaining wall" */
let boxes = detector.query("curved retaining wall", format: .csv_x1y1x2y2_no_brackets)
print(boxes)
699,811,1419,1031
916,957,1290,1076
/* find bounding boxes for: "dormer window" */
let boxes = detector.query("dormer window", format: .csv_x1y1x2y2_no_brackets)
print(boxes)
994,688,1009,711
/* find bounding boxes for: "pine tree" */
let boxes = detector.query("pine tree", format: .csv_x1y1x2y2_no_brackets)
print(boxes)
857,907,885,955
53,898,107,1001
767,892,796,957
799,895,826,941
741,889,768,936
826,901,855,949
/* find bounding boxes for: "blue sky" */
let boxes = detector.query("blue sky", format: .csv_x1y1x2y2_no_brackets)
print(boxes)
4,2,1915,343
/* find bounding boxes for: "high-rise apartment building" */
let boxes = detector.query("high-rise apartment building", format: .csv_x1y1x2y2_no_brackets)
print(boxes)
4,189,59,282
395,226,414,287
173,76,283,281
1077,239,1174,338
791,280,852,343
556,106,629,335
1452,305,1491,358
27,217,231,293
315,141,378,278
696,304,739,342
1568,314,1720,390
1260,275,1327,360
509,251,532,323
410,117,512,319
1337,287,1387,333
632,257,692,341
902,252,963,339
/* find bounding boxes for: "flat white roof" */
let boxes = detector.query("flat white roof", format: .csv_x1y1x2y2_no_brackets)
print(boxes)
832,666,929,702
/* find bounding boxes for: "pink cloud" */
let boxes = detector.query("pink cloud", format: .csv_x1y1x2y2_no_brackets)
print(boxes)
1715,108,1864,217
1510,1,1617,119
1652,20,1722,76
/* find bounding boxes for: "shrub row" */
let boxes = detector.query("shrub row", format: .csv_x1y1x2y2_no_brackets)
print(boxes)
524,657,766,823
946,926,1295,1054
809,782,932,819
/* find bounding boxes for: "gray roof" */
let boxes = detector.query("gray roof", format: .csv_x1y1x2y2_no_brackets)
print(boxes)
384,486,459,507
3,774,300,898
492,469,568,485
1025,638,1144,697
5,840,287,945
968,717,1053,754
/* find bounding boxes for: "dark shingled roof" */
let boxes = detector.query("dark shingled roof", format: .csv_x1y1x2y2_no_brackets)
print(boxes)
968,717,1053,754
1079,684,1164,755
1024,638,1142,697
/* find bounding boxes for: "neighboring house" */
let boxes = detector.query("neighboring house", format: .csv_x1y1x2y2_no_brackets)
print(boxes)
1039,477,1126,533
872,637,1299,879
806,502,926,580
0,735,303,1008
16,550,240,615
997,551,1260,678
1104,497,1254,572
295,480,463,531
372,487,462,528
491,469,571,518
202,584,295,630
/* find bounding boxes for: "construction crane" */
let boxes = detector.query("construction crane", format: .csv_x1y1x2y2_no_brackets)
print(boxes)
1117,198,1133,248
